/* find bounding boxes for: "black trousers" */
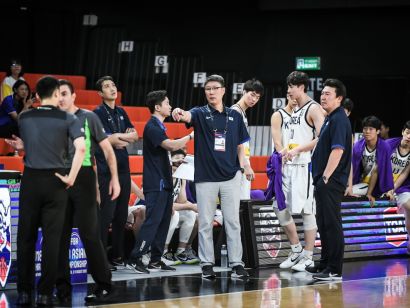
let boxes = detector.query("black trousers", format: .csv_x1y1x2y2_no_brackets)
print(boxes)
17,168,67,295
98,172,131,259
130,190,173,263
56,167,111,295
314,178,345,274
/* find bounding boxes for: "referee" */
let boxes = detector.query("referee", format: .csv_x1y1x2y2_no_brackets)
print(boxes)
14,76,85,306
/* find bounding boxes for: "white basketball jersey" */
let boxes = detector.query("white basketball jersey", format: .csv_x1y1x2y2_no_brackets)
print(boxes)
391,147,410,182
288,100,317,164
273,108,293,152
231,104,250,159
361,146,376,184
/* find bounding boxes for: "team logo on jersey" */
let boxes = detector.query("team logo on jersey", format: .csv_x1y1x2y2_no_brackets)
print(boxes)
0,187,12,288
383,207,407,247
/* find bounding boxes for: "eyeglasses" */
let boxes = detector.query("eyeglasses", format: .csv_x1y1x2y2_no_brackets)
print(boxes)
204,86,223,92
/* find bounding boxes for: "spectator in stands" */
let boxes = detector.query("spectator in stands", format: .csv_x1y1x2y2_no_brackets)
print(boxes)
172,74,253,280
0,80,34,137
231,78,264,200
93,76,138,270
127,90,193,274
1,59,25,101
162,149,200,266
380,121,390,139
310,78,351,281
277,71,324,272
9,76,85,306
56,79,120,304
349,116,394,205
342,98,354,117
385,121,410,253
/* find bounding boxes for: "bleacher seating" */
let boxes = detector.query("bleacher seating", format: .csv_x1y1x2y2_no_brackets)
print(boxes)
251,172,268,190
75,89,122,105
122,106,150,122
0,139,15,156
0,156,24,173
24,73,86,91
129,156,143,174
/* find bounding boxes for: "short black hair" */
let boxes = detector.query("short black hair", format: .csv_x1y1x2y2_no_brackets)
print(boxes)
146,90,167,114
59,79,75,94
403,121,410,131
244,78,264,96
205,74,225,87
171,149,186,157
323,78,347,100
362,115,382,130
286,71,309,92
12,80,31,96
36,76,60,100
342,98,354,113
96,76,114,92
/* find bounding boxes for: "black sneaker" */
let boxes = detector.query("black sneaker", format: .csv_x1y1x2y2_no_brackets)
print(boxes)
305,262,326,274
126,258,149,274
231,265,249,279
84,287,118,304
111,257,126,268
108,263,117,272
202,265,216,279
312,269,342,281
148,260,176,272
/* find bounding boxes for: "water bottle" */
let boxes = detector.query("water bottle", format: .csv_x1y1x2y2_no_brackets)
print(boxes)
220,244,228,268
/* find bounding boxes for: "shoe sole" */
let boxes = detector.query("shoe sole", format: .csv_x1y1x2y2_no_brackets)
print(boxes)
230,274,249,279
313,276,342,281
202,274,216,279
184,259,200,265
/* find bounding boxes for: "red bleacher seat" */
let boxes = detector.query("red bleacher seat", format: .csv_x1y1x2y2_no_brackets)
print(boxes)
122,106,150,122
186,140,194,154
131,175,143,187
75,89,122,106
0,72,6,83
0,156,24,173
164,123,193,139
24,73,87,91
132,121,146,137
251,172,268,190
0,139,15,156
129,156,143,174
250,156,269,173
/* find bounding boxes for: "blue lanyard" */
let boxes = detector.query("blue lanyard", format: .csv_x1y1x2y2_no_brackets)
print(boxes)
103,103,122,133
206,105,229,134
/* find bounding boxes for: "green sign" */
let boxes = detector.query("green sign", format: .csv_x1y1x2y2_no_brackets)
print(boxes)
296,57,321,71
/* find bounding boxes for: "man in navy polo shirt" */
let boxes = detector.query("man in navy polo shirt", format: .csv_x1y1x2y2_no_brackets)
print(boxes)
172,74,254,279
127,90,194,273
309,79,352,281
93,76,138,269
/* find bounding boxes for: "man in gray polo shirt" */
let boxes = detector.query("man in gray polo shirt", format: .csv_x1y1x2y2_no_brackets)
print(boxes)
8,76,85,306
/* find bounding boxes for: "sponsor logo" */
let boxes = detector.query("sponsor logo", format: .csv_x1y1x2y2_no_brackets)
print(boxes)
383,207,407,247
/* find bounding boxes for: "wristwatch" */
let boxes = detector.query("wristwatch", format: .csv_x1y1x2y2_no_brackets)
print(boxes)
240,167,245,174
322,175,328,183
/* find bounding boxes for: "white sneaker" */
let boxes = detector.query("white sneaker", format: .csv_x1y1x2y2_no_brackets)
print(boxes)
291,256,313,272
279,250,303,269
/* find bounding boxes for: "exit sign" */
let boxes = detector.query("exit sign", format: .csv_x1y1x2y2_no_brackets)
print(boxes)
296,57,321,70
